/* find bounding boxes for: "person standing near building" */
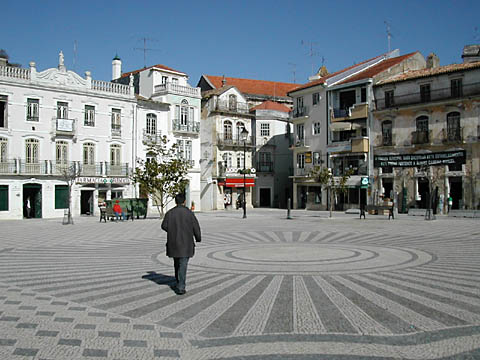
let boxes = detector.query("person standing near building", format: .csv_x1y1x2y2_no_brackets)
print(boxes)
161,193,201,295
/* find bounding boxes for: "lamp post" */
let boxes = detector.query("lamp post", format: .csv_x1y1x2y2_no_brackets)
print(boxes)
241,127,249,219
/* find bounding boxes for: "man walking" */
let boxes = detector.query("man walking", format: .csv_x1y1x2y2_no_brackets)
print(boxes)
161,194,201,295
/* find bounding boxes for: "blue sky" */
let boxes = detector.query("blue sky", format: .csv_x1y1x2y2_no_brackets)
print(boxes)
3,0,479,86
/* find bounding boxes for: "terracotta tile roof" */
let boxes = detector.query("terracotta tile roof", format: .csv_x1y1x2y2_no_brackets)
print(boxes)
336,52,419,85
203,75,297,97
376,61,480,85
288,54,386,94
250,100,291,113
121,64,185,78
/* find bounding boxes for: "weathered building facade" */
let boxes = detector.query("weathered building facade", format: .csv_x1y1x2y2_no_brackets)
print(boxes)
372,59,480,212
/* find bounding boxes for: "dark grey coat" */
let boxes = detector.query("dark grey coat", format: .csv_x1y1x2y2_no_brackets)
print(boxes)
161,205,201,258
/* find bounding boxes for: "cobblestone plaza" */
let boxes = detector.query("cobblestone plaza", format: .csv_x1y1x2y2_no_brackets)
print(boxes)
0,210,479,359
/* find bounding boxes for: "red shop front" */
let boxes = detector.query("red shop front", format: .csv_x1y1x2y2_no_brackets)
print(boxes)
225,178,255,187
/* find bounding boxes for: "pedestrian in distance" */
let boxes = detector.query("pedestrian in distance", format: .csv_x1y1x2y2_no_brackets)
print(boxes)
113,200,125,221
161,193,201,295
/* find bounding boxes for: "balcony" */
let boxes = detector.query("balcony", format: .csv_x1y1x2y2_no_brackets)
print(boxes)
20,161,48,175
111,124,122,138
106,163,129,176
215,100,250,114
80,163,102,176
412,130,431,145
294,167,310,176
216,134,253,148
172,120,200,134
154,83,201,98
52,118,76,137
143,129,163,145
442,127,463,143
291,106,309,119
332,103,368,122
351,137,369,152
257,161,273,173
291,138,309,149
0,160,17,174
375,82,480,110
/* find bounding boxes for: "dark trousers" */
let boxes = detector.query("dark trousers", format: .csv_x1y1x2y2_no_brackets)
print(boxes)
173,257,189,291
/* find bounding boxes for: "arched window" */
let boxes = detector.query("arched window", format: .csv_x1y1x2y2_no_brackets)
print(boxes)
25,139,39,164
236,122,245,141
146,113,157,135
83,142,95,175
0,137,7,163
229,94,237,111
110,144,121,166
224,120,232,140
181,100,188,126
446,112,461,141
415,116,429,144
222,152,233,168
56,141,68,165
382,120,392,146
236,152,245,169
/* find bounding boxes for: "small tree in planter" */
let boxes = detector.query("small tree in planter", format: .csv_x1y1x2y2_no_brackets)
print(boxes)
132,136,189,218
310,166,354,218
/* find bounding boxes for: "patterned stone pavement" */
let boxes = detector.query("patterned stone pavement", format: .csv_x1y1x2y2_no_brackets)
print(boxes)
0,209,479,359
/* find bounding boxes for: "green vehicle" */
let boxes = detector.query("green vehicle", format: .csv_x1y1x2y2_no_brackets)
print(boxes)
105,198,148,219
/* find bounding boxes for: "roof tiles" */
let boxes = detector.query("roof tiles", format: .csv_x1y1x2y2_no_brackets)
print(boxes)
250,100,291,113
121,64,185,78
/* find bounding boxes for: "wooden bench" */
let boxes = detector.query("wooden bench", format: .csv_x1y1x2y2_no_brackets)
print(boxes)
360,204,394,220
100,207,134,222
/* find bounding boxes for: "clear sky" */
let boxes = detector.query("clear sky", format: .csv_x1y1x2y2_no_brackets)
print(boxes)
3,0,479,86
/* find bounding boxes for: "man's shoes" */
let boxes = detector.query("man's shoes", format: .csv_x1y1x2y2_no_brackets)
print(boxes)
170,286,186,295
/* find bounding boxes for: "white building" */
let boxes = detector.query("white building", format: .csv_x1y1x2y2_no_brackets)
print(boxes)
113,62,202,212
0,52,136,220
197,75,296,210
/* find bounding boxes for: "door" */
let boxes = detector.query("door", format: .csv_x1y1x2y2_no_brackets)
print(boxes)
259,188,271,207
449,177,463,210
23,183,42,219
81,190,94,215
418,178,430,209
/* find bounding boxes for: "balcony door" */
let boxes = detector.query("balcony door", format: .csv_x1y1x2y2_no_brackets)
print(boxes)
447,112,460,141
83,143,95,175
224,121,232,140
55,141,69,174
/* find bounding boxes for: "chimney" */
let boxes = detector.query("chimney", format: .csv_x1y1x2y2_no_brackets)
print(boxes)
112,54,122,80
222,75,226,87
462,44,480,63
426,53,440,69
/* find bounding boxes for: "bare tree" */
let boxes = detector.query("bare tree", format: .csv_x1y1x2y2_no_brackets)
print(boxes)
60,163,82,225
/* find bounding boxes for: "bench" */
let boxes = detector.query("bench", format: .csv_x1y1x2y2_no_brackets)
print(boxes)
360,204,394,220
100,207,134,222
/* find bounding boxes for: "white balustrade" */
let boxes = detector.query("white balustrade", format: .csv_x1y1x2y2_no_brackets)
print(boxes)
0,66,30,80
154,83,201,97
91,80,130,95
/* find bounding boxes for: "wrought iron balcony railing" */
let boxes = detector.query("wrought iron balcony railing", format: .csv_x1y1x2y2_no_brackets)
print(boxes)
216,134,253,147
143,129,163,145
172,120,200,134
411,130,431,145
257,161,273,172
215,100,249,114
442,127,463,143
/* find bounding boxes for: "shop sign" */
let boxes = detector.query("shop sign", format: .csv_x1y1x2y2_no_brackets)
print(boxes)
76,177,131,184
374,150,466,168
305,152,312,163
225,178,255,187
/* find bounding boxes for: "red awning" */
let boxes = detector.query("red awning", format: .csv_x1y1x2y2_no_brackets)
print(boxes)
225,178,255,187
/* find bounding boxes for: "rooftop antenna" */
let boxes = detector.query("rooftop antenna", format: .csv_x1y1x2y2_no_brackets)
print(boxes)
133,37,160,68
384,21,393,53
288,62,297,83
73,40,77,71
301,40,319,76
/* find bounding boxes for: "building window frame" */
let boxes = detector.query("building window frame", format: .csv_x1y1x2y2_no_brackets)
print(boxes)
111,108,121,134
297,153,305,169
420,83,431,102
313,122,321,135
27,98,39,122
260,123,270,137
146,113,157,134
312,92,320,106
382,120,392,146
110,144,121,166
57,101,68,119
0,95,7,128
84,105,95,127
451,78,463,98
385,90,394,108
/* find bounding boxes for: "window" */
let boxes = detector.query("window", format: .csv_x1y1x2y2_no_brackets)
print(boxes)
339,89,356,110
224,121,233,140
25,139,39,164
415,116,429,144
110,144,121,166
56,141,68,165
446,112,461,141
177,140,192,162
361,87,367,102
84,105,95,126
312,92,320,105
451,78,463,98
382,120,392,146
229,94,237,111
27,98,39,121
172,78,179,84
385,90,394,108
296,123,305,142
181,100,188,125
0,95,7,128
236,152,245,168
420,84,431,102
111,109,121,135
313,122,321,135
297,153,305,169
0,137,7,165
312,186,321,204
259,152,272,171
296,97,304,109
222,152,233,168
54,185,69,209
57,101,68,119
83,143,95,174
313,152,322,165
260,123,270,137
146,113,157,134
236,122,245,141
162,76,168,84
0,185,8,211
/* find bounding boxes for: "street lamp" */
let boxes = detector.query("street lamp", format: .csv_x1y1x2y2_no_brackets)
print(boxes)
241,127,249,219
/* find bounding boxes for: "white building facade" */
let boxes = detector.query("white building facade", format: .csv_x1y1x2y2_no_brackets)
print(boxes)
0,52,136,220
